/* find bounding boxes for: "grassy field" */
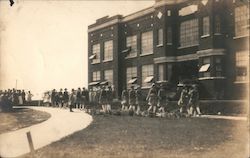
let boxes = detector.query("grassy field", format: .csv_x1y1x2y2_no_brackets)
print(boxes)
0,107,51,134
22,114,248,158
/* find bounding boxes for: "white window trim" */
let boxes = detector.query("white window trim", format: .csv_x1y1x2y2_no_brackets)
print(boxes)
156,44,163,47
140,52,154,57
103,59,113,63
178,44,199,49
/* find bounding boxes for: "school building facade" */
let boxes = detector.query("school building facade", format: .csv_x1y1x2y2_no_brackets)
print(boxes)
88,0,249,99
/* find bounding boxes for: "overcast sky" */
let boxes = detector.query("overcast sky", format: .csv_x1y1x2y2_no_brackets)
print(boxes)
0,0,154,98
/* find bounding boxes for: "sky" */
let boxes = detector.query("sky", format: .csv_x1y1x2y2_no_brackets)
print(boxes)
0,0,154,98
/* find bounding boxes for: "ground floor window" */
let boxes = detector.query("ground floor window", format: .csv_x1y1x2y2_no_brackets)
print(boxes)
158,64,165,81
235,51,249,82
126,67,137,88
92,71,101,81
104,69,113,85
199,57,211,77
215,56,223,77
142,64,154,87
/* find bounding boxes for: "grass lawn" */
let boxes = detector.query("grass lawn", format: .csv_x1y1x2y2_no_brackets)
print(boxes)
22,115,248,158
0,107,51,134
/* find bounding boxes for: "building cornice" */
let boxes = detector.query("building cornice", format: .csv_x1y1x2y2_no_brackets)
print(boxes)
88,18,121,33
154,0,188,8
122,7,155,22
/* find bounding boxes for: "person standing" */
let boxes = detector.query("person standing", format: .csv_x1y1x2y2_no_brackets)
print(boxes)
146,83,158,115
188,85,201,116
178,85,189,114
58,89,64,108
63,88,69,108
106,86,113,114
27,91,33,102
69,89,76,112
81,87,87,110
157,83,167,114
121,89,129,111
99,86,107,113
128,86,136,114
51,89,56,107
135,86,143,115
21,90,26,104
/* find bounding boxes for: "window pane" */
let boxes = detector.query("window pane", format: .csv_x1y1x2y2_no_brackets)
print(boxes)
92,71,101,81
158,29,163,45
142,64,154,87
235,52,249,81
202,16,210,35
104,69,113,85
158,64,164,81
167,27,172,44
126,35,137,57
104,40,113,61
180,19,199,47
235,5,249,37
141,31,153,54
92,44,100,63
126,67,137,88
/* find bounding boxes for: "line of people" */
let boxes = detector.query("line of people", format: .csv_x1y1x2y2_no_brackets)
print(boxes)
42,87,89,112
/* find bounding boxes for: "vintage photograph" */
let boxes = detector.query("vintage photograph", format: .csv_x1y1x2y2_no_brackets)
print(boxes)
0,0,249,157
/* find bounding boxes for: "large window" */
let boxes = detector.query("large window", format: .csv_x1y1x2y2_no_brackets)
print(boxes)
104,40,113,61
235,52,249,82
92,71,101,81
167,27,172,44
104,69,113,85
158,64,165,81
215,57,223,77
215,15,221,34
126,35,137,58
199,57,211,78
202,16,210,36
92,44,100,64
142,64,154,87
235,5,249,37
180,19,199,47
126,67,137,88
141,31,153,55
157,29,163,46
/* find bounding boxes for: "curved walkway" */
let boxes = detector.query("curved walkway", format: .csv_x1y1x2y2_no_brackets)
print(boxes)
0,106,93,158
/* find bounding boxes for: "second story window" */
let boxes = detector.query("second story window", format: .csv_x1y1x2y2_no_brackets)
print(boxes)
215,15,221,34
157,29,163,46
199,57,211,78
180,19,199,48
92,44,100,64
141,31,153,55
167,27,172,44
104,40,113,61
126,35,137,58
142,64,154,87
202,16,210,36
235,5,249,37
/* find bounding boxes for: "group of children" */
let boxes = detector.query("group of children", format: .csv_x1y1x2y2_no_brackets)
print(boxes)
43,88,89,112
178,84,202,117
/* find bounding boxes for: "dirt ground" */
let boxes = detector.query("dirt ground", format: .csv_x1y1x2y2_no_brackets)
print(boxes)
22,115,249,158
0,107,51,134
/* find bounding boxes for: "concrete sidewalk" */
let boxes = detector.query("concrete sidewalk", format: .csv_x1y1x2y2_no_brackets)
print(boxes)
0,106,93,158
200,115,247,121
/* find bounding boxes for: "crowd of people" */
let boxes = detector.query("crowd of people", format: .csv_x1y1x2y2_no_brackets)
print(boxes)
0,89,33,111
42,82,201,117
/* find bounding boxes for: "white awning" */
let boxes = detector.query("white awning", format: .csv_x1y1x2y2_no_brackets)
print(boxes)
122,47,131,53
128,78,137,84
89,54,96,60
199,64,210,72
88,81,100,86
100,81,109,85
144,76,154,83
